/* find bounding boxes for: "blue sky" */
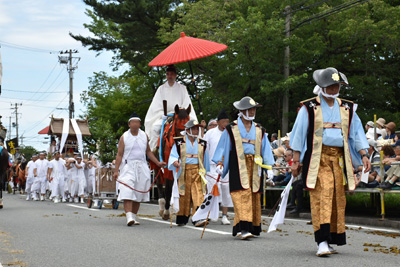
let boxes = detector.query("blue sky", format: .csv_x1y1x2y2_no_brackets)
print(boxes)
0,0,122,151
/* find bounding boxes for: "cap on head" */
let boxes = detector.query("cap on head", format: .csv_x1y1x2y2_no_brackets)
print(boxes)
233,96,262,111
217,109,229,121
184,119,203,129
313,67,348,88
166,65,177,73
128,112,141,122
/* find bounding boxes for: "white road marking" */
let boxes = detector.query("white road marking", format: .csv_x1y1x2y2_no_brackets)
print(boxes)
66,204,100,211
143,203,400,234
139,217,231,235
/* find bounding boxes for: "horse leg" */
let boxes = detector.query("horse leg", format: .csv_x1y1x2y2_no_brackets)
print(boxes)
155,169,166,218
161,178,173,220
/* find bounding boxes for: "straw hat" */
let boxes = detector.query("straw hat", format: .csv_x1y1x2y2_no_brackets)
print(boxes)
376,118,386,128
273,147,285,157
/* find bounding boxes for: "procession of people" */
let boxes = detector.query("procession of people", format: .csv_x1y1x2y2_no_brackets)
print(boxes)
3,65,389,259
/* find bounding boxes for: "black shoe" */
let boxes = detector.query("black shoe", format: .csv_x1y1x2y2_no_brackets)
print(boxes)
378,181,393,189
289,208,299,214
287,203,296,209
275,181,288,187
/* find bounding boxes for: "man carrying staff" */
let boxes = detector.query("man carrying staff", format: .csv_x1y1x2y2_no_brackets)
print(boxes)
25,154,38,201
168,119,210,226
290,67,370,256
213,96,274,240
145,65,199,151
114,112,166,226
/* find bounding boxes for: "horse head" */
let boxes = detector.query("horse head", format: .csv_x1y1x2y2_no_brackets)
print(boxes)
173,104,191,137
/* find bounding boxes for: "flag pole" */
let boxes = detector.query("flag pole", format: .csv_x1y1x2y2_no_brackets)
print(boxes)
170,204,173,228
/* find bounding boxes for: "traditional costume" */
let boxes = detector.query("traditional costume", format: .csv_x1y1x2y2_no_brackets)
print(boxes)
117,112,152,226
32,153,50,201
49,151,66,203
213,96,275,239
203,109,233,225
71,156,86,203
290,67,369,256
145,66,197,151
25,155,37,201
168,120,210,226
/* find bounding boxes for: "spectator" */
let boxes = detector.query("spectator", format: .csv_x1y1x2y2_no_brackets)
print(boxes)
379,145,400,189
393,133,400,147
365,121,374,132
270,133,278,150
384,122,397,141
273,148,293,186
360,139,382,188
365,127,382,140
376,118,386,129
281,132,291,149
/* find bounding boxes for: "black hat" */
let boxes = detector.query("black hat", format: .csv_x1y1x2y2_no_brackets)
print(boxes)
233,96,262,110
166,65,177,73
313,67,348,88
52,150,60,156
217,109,229,121
128,112,141,122
184,119,203,129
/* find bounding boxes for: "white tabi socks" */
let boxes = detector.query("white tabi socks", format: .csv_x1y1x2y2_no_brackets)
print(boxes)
316,241,331,257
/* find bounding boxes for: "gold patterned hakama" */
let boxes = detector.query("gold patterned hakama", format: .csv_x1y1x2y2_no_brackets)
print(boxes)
230,154,262,236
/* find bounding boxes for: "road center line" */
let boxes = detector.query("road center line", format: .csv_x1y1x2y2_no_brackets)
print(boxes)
139,217,231,235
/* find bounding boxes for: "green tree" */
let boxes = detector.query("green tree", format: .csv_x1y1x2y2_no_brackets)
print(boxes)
20,146,37,161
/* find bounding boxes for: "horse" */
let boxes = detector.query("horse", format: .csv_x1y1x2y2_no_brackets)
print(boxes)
16,159,28,194
151,104,191,220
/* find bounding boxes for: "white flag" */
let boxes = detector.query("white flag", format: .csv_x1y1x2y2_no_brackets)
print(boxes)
268,176,294,233
192,184,220,222
170,169,180,213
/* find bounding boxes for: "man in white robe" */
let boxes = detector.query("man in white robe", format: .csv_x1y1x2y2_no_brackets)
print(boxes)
145,65,198,151
114,112,166,226
32,152,50,201
203,109,233,225
48,151,66,203
25,154,38,201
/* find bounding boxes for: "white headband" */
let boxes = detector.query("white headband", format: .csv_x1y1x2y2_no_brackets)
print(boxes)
128,117,141,122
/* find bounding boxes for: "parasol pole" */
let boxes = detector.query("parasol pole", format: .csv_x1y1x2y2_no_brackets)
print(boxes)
188,62,204,121
159,100,168,162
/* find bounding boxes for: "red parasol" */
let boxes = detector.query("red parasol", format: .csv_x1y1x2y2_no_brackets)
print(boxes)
148,32,227,119
148,32,227,66
38,126,49,135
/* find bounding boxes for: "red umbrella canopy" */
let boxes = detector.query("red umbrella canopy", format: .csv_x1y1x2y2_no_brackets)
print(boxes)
148,32,227,67
38,126,49,135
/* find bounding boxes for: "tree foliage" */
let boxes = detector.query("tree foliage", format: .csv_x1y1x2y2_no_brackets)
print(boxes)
74,0,400,158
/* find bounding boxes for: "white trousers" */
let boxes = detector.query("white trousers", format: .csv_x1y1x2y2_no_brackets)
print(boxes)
71,174,86,196
50,174,65,198
25,176,34,194
32,176,47,194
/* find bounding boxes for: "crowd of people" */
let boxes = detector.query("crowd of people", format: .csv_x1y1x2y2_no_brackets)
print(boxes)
11,151,99,204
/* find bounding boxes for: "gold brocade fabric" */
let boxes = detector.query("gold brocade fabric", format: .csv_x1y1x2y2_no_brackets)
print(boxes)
310,145,346,235
230,155,261,228
177,164,204,217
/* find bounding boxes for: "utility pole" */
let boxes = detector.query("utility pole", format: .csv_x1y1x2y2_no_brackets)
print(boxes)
10,103,22,143
59,49,79,119
282,5,291,135
7,116,11,139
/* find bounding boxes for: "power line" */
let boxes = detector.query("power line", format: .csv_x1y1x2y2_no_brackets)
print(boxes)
290,0,369,32
1,88,66,94
0,40,59,54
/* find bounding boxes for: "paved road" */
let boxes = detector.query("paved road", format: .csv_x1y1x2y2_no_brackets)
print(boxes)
1,193,399,267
